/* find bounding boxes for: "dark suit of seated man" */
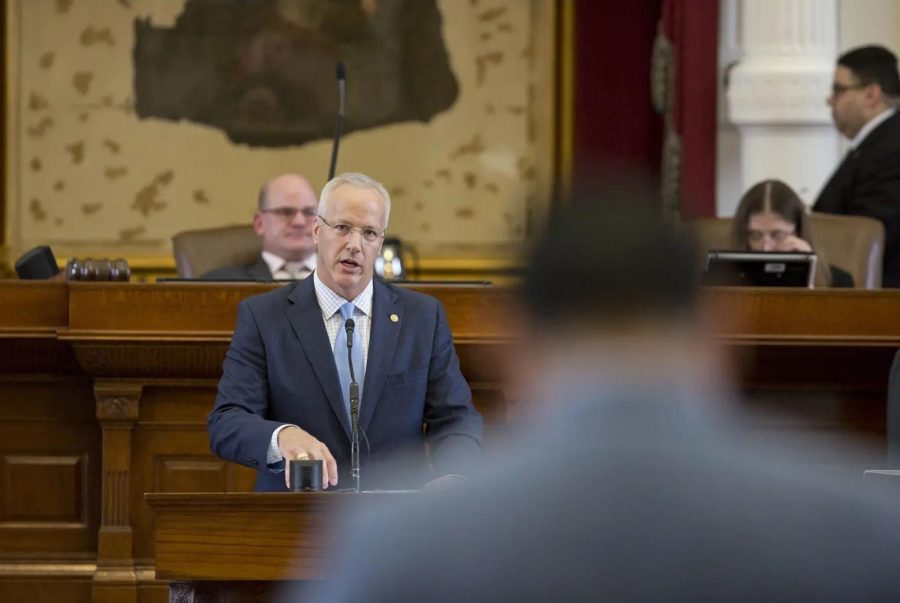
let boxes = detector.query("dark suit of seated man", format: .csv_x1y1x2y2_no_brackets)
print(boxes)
201,173,319,280
814,45,900,287
208,172,484,491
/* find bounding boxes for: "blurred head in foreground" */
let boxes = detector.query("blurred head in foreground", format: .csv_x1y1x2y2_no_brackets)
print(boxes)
513,180,721,409
301,178,900,603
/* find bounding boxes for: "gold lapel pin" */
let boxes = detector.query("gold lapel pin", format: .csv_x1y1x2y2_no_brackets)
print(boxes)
390,314,399,323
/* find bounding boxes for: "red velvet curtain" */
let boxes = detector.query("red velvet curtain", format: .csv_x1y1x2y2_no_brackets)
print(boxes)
573,0,663,181
571,0,719,217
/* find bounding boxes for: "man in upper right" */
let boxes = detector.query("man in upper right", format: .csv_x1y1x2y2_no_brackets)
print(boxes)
815,45,900,287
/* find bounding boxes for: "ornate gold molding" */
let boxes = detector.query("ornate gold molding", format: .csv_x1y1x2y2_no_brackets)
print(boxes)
556,0,576,200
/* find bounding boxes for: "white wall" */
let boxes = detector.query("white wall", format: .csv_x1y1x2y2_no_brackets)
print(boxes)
840,0,900,52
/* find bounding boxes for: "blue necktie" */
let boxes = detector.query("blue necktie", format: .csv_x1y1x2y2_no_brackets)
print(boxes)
334,302,364,421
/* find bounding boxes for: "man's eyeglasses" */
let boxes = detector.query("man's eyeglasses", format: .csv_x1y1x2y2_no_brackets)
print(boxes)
747,229,795,244
830,82,867,97
318,216,384,243
260,207,318,220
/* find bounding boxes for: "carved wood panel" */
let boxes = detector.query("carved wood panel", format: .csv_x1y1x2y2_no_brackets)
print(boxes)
0,378,100,555
1,453,86,522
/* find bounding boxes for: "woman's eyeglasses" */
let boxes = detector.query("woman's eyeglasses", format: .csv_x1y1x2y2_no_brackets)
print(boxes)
747,229,794,243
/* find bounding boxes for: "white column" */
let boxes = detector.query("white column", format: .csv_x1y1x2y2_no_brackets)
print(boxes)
725,0,840,213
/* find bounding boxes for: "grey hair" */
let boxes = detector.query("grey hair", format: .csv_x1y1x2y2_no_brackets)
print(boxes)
318,172,391,230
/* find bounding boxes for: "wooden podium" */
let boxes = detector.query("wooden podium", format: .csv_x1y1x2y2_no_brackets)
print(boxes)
146,491,409,602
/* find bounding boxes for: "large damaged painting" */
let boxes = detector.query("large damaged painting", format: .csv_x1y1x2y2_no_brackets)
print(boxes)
134,0,460,147
3,0,558,268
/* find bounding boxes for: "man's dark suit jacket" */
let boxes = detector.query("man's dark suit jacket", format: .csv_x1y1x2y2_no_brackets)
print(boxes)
814,110,900,287
200,258,273,281
207,276,484,491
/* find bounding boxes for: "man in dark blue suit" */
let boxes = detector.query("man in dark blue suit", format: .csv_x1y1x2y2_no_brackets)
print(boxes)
208,172,483,491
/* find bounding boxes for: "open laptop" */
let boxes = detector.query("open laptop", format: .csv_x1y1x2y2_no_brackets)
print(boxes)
702,250,816,288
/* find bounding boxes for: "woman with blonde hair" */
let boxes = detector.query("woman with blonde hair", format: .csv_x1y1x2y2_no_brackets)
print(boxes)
732,179,853,287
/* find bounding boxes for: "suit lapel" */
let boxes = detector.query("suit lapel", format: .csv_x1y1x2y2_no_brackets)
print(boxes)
360,280,402,431
247,258,274,280
284,278,351,440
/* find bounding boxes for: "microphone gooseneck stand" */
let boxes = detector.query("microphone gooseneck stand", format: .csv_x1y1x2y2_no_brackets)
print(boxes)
345,318,361,493
328,61,347,181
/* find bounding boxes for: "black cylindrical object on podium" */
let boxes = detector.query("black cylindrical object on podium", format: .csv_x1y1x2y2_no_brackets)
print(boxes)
289,459,323,492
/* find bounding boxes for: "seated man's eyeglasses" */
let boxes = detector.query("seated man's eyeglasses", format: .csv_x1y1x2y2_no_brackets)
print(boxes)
260,207,318,220
747,229,794,243
318,216,385,243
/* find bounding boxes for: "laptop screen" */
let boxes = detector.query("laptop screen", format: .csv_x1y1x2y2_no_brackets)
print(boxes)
702,251,816,288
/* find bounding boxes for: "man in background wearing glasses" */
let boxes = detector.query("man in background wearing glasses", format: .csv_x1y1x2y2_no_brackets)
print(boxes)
815,45,900,287
208,172,484,492
201,173,319,280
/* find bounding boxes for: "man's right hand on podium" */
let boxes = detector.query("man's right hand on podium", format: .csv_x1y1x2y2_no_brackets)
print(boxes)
278,426,338,490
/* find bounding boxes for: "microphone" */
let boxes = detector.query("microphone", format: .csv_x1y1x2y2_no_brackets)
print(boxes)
328,61,347,181
345,317,361,492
